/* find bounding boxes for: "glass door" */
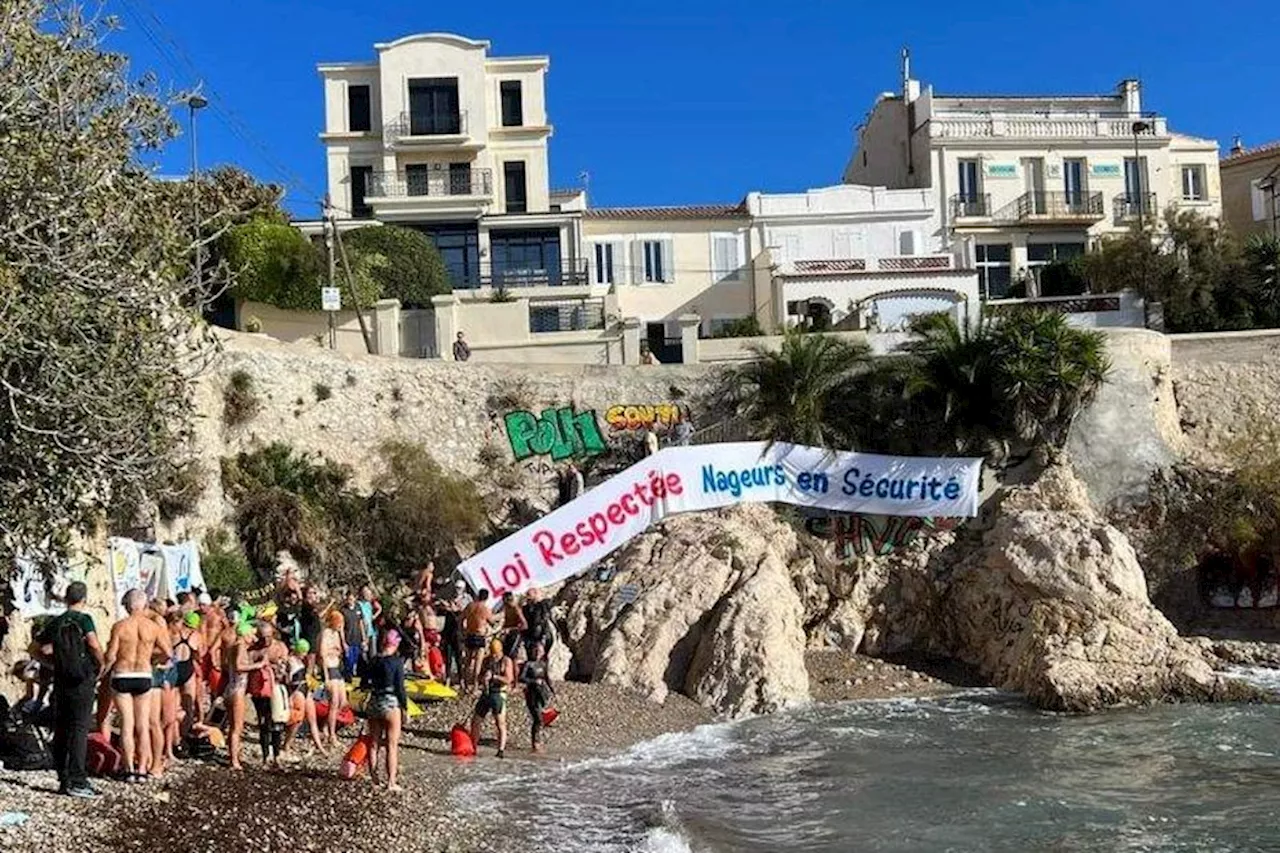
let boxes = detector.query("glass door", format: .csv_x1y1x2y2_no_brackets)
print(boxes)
1022,158,1045,214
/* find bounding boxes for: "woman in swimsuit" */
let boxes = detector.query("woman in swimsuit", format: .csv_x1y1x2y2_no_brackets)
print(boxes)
249,621,289,769
150,604,179,777
318,609,347,748
520,641,555,753
359,629,408,792
281,639,327,757
173,611,202,741
225,619,266,771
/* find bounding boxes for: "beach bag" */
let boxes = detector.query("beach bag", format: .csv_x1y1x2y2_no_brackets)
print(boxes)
86,733,123,777
541,707,560,728
52,617,94,685
449,723,475,757
247,666,272,699
270,683,289,725
339,733,373,780
315,700,356,728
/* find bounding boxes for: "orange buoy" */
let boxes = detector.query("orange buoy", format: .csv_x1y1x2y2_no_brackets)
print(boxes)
541,707,559,728
340,734,372,780
450,723,476,757
427,646,445,679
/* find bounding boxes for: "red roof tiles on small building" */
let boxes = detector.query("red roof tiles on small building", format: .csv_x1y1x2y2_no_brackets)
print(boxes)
1222,139,1280,166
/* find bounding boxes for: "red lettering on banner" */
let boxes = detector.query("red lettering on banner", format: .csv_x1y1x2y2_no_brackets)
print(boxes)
533,530,561,566
561,532,580,556
620,494,638,515
607,504,626,525
666,473,683,495
588,513,609,540
479,566,503,596
635,482,652,506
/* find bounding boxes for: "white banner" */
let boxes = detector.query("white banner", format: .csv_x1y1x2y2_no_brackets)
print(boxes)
459,442,982,599
108,538,204,615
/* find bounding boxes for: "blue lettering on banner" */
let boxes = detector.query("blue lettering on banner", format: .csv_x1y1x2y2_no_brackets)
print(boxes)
701,464,785,498
796,471,830,493
841,468,960,504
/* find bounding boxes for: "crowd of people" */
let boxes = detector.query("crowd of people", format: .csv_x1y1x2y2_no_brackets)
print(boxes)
23,564,558,798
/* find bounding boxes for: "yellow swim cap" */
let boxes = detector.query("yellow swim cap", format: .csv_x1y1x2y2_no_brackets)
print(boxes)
489,639,504,656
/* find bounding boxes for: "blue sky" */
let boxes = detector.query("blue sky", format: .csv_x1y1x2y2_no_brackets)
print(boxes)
108,0,1280,218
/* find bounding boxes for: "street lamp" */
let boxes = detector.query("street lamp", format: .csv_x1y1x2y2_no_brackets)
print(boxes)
187,93,209,290
1131,120,1152,230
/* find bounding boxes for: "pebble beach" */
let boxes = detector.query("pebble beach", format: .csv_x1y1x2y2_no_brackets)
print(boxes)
0,656,963,853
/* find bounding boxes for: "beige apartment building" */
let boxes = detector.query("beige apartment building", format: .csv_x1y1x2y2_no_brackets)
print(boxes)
1220,139,1280,239
843,60,1221,300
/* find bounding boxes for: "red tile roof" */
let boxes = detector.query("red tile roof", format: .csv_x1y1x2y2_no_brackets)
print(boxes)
1223,139,1280,166
583,203,747,220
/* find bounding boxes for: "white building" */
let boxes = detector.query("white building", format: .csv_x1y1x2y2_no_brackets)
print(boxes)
843,57,1221,300
315,33,586,292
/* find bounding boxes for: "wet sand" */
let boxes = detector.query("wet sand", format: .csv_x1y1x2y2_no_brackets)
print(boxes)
0,655,968,852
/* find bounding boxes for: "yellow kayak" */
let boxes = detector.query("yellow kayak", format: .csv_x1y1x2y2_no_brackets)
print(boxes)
347,686,425,718
406,675,457,703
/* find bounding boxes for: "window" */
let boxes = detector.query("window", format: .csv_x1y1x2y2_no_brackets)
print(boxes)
1182,165,1207,201
500,81,523,127
1063,158,1086,204
503,161,527,213
711,235,741,281
898,230,917,256
975,243,1012,300
404,163,429,196
491,229,561,285
593,243,615,285
407,223,479,287
1123,157,1147,202
448,162,472,196
407,78,460,135
642,240,670,283
347,84,371,132
957,159,981,200
1252,179,1269,222
349,165,373,218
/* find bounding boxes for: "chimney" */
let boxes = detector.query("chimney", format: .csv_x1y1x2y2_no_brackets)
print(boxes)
1118,78,1141,115
1230,135,1245,156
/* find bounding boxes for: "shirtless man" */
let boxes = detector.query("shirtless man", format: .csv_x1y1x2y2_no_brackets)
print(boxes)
196,594,225,721
103,589,172,781
469,639,516,758
461,589,501,693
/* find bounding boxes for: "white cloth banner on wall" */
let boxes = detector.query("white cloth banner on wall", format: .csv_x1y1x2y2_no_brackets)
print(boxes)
107,538,204,615
458,442,982,599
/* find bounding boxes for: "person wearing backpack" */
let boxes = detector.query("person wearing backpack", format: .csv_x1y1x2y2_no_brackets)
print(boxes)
30,581,104,797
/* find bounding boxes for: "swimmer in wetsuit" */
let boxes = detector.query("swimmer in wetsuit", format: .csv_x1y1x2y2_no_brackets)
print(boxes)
520,641,555,753
469,639,515,758
103,588,172,781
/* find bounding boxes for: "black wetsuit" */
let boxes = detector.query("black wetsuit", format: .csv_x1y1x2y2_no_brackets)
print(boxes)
522,599,554,659
520,659,553,745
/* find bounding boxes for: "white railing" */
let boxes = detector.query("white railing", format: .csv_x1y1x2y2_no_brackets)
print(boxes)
786,255,955,275
932,115,1167,140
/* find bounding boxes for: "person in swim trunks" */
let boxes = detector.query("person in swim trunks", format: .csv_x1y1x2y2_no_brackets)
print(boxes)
104,589,171,781
469,638,515,758
461,589,500,693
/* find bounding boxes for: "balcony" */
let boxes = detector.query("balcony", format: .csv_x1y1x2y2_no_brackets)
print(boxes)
1012,191,1105,223
930,112,1168,140
385,111,473,147
455,257,590,291
365,168,492,199
1113,193,1157,224
951,193,992,219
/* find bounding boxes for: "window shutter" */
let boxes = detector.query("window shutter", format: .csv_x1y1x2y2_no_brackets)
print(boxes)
1252,180,1266,221
630,240,645,284
898,230,917,256
661,239,675,282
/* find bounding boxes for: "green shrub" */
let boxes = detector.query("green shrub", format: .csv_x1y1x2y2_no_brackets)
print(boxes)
368,440,487,574
343,225,450,307
222,369,260,428
220,442,352,506
223,218,325,310
712,316,764,338
200,528,256,593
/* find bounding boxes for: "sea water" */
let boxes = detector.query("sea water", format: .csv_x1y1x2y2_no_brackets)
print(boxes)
460,678,1280,852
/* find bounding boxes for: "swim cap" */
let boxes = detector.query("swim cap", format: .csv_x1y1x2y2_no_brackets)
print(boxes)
184,611,201,629
229,609,243,625
489,639,503,656
293,639,310,655
236,621,254,637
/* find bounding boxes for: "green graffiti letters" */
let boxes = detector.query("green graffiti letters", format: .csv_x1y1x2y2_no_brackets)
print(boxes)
503,407,606,462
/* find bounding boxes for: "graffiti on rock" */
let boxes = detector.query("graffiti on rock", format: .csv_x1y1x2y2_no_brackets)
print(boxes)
604,403,686,433
504,406,607,462
804,514,959,559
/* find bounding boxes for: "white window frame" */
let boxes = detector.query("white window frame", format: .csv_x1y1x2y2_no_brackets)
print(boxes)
590,242,618,286
634,236,674,284
1181,165,1207,201
710,233,743,282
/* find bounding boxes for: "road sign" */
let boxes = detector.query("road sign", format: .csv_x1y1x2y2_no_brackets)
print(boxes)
321,287,341,312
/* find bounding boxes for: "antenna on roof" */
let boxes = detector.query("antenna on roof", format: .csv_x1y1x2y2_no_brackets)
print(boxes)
1230,135,1244,156
901,46,911,94
578,170,591,203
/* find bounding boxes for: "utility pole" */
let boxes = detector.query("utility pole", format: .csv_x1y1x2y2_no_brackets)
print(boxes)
323,195,337,349
332,220,375,354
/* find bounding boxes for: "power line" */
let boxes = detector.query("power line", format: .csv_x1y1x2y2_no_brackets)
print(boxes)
115,0,322,205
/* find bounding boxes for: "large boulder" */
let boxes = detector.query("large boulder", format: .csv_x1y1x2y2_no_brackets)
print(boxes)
558,504,809,717
944,467,1247,711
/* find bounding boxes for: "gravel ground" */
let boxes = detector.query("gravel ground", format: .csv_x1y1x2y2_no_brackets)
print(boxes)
0,658,966,852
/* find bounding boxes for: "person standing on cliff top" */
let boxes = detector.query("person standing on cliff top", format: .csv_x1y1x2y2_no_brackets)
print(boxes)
643,425,660,457
453,331,471,362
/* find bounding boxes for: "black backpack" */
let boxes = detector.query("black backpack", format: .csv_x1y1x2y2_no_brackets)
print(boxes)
51,616,94,684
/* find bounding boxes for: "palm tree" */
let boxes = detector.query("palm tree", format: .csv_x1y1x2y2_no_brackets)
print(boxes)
906,309,1109,459
718,329,871,447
